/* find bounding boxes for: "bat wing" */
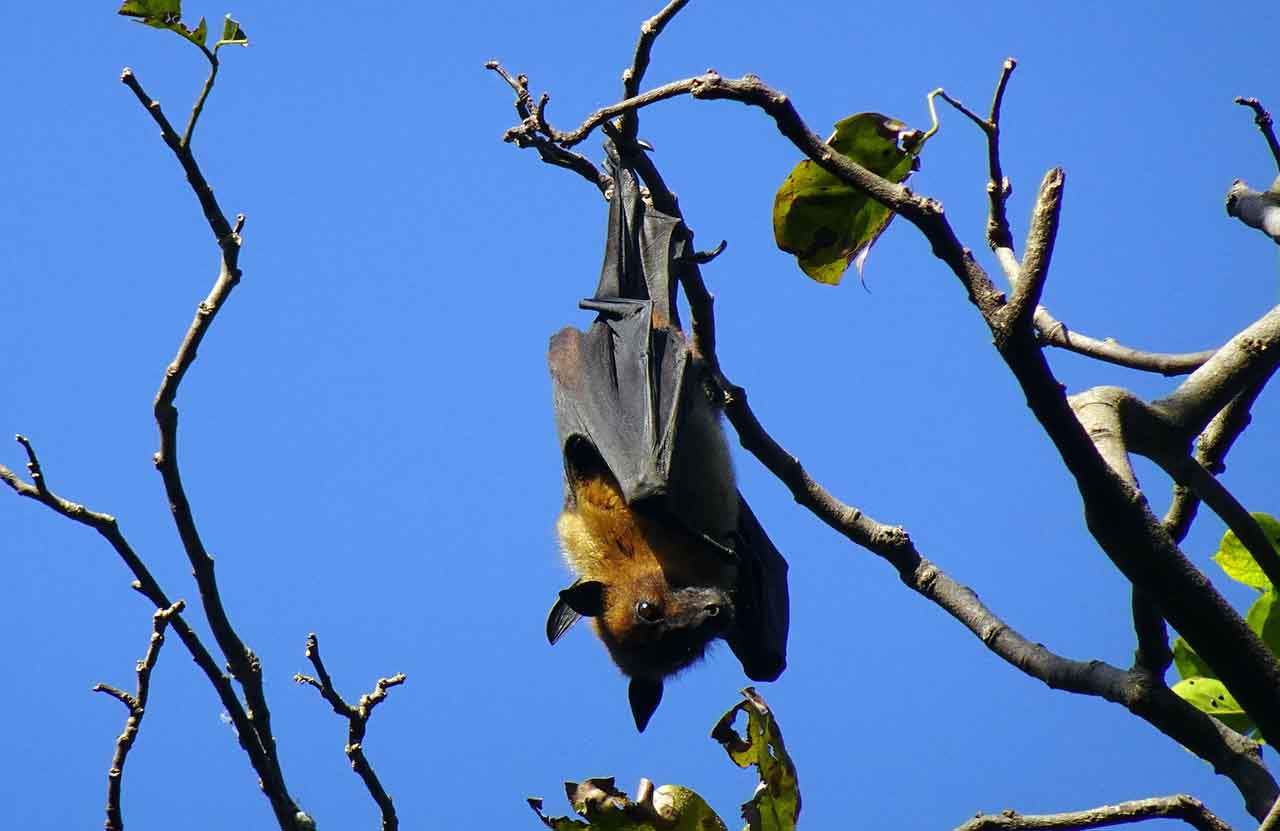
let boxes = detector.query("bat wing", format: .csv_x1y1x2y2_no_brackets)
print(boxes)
725,494,790,681
549,150,696,512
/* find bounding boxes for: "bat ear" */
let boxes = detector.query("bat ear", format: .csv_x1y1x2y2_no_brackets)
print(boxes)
545,599,581,645
628,678,664,732
547,581,606,645
558,580,606,617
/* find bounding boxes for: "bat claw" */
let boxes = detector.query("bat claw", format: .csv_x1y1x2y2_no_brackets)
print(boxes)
688,239,728,264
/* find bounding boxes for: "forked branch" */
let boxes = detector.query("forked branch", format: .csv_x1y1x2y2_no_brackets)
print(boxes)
94,601,186,831
295,634,405,831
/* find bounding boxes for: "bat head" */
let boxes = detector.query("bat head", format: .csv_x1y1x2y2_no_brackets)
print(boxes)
548,577,733,731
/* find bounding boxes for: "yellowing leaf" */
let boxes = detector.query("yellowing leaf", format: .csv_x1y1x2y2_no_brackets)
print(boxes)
773,112,929,286
712,688,800,831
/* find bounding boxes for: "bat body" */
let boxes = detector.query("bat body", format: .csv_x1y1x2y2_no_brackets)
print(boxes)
547,147,790,732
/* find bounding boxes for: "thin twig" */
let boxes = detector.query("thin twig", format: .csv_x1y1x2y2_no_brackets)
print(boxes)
295,634,405,831
485,61,610,196
619,0,690,144
1034,311,1215,375
121,67,300,828
954,794,1232,831
94,601,185,831
181,48,219,148
1235,97,1280,173
935,58,1018,253
0,436,273,792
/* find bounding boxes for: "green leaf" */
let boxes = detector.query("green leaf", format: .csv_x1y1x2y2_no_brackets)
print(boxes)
215,14,249,49
1171,636,1216,680
118,0,182,27
184,16,207,46
1212,513,1280,590
1172,677,1255,736
118,1,209,48
773,112,930,285
1246,589,1280,656
711,688,800,831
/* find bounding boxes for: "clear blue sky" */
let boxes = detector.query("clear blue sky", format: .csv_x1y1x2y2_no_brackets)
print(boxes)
4,2,1279,829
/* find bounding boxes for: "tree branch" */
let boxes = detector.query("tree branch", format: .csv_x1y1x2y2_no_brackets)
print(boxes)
93,601,185,831
0,437,277,814
493,39,1280,812
1154,307,1280,436
935,57,1017,254
295,634,405,831
1034,311,1215,376
955,795,1233,831
939,62,1213,377
121,66,301,828
1235,97,1280,173
1000,168,1064,342
181,49,219,149
618,0,689,145
485,62,610,196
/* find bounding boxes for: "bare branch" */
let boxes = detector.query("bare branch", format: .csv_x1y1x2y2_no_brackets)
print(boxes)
1225,179,1280,244
619,0,689,144
295,634,405,831
1034,310,1215,375
485,61,610,196
1155,451,1280,589
0,437,279,819
93,601,185,831
1235,97,1280,173
181,50,219,148
1258,795,1280,831
1154,307,1280,435
122,66,301,828
1001,168,1064,341
936,58,1018,252
120,68,235,242
955,795,1233,831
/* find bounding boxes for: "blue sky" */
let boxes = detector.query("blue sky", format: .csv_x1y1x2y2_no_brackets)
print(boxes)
3,2,1279,829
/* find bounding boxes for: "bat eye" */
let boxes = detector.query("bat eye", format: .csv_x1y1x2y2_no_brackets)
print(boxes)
635,601,663,623
704,603,721,617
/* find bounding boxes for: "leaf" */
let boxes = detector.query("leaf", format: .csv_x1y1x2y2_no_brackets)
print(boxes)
1246,589,1280,656
1171,636,1216,681
711,688,800,831
117,0,182,27
528,797,591,831
215,14,249,49
118,0,208,47
773,112,930,285
1172,677,1255,736
185,16,207,46
529,777,725,831
1212,512,1280,590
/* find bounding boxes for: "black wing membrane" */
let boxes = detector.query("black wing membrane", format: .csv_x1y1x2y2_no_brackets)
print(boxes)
548,145,789,680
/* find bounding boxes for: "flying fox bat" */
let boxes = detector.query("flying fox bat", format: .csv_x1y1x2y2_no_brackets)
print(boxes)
546,146,790,732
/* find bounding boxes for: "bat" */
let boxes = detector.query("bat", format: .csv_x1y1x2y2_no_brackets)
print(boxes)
546,145,790,732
